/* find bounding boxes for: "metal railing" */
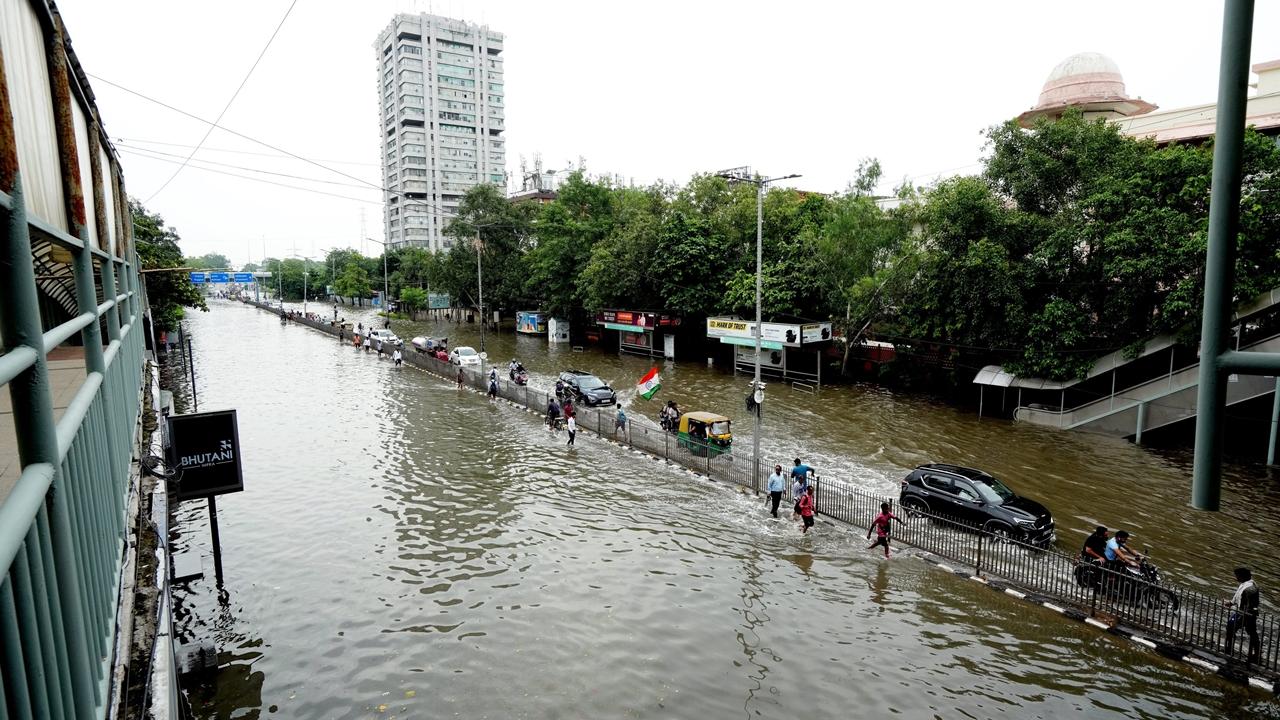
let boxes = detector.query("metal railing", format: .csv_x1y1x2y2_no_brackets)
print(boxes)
263,303,1280,677
1,183,146,717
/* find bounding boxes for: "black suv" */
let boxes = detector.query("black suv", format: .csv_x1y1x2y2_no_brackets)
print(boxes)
899,464,1055,547
558,371,617,407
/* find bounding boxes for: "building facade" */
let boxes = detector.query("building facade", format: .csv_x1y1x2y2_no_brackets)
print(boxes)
375,14,507,250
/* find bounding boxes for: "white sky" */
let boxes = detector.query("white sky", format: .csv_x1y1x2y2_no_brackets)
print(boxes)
55,0,1280,266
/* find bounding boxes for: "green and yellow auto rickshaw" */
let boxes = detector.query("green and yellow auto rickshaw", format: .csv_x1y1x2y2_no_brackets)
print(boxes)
678,412,733,457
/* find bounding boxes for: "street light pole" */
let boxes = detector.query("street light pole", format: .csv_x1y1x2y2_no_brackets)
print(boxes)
475,229,485,353
366,238,391,321
715,167,801,489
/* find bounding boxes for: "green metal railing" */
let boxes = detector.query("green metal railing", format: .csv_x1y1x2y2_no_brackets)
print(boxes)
0,179,145,718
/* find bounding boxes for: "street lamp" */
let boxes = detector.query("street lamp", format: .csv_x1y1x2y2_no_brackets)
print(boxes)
365,237,391,324
475,229,485,353
715,167,801,490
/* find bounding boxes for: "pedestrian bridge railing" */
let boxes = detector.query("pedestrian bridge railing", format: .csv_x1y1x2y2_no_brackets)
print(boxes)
257,301,1279,680
2,185,147,718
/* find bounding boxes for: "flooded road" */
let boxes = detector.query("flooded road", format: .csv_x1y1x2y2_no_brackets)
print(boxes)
171,301,1280,718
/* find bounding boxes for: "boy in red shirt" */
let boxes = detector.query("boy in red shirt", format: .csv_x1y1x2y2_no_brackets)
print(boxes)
867,502,904,558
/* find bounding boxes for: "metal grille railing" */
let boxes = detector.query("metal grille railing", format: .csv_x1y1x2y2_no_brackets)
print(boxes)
1,183,146,718
262,302,1279,677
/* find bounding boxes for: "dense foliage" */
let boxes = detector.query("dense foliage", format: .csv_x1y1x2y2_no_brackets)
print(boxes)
130,200,206,331
292,110,1280,383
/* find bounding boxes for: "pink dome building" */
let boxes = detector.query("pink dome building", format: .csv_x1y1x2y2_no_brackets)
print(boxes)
1017,52,1156,127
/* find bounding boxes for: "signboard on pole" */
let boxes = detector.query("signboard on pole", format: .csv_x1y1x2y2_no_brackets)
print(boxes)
233,272,254,283
428,293,450,309
208,272,229,283
190,272,207,284
168,410,245,501
706,318,801,347
801,322,833,344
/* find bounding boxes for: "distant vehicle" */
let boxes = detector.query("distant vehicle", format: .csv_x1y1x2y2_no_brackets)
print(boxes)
411,335,446,353
368,328,399,345
450,346,482,367
898,464,1055,548
557,370,617,407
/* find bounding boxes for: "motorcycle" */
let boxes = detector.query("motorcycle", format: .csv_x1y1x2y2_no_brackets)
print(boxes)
509,364,529,386
1076,556,1179,611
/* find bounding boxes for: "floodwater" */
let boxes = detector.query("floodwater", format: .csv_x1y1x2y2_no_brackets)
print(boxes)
170,300,1280,719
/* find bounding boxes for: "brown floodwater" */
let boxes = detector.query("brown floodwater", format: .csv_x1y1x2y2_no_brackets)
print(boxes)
168,300,1280,718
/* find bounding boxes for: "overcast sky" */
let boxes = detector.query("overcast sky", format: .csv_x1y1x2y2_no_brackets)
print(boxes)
56,0,1280,266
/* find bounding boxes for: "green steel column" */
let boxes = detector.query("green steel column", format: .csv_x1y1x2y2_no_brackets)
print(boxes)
1268,378,1280,466
1191,0,1254,511
100,259,121,342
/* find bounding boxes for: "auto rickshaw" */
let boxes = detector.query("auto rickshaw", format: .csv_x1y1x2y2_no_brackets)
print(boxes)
677,412,733,457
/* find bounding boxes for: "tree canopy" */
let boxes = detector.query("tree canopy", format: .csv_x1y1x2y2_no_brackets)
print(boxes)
130,200,206,331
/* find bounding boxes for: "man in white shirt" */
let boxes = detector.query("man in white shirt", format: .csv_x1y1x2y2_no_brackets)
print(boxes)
566,415,577,446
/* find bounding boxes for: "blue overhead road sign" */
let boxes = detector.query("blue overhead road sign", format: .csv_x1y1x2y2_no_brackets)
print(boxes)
209,272,229,283
190,272,206,283
233,272,254,283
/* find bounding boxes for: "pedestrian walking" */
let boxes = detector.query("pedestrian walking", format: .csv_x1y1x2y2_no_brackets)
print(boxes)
488,377,499,401
339,327,345,343
363,335,371,352
614,406,627,438
566,415,577,446
457,367,465,389
791,458,813,485
392,348,403,367
1226,567,1262,663
798,486,815,534
376,339,384,358
766,464,786,518
867,503,905,558
791,474,808,521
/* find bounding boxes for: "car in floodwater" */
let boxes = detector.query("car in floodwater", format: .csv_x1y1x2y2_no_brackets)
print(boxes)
898,463,1055,547
368,328,400,346
558,370,617,407
450,346,482,367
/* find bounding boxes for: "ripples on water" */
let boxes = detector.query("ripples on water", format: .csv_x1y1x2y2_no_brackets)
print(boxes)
170,302,1279,719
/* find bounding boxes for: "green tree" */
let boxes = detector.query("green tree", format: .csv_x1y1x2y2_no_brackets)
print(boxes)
130,200,206,331
187,252,231,269
445,183,536,315
334,261,372,301
400,286,428,313
523,173,614,317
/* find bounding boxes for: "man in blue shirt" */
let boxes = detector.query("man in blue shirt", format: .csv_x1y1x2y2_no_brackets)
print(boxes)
790,458,813,484
766,464,786,518
1104,530,1139,569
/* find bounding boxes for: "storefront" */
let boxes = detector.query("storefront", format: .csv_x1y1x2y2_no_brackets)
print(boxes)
596,309,682,359
706,318,834,386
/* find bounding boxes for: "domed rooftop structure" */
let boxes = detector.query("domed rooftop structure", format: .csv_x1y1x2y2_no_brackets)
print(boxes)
1017,52,1156,127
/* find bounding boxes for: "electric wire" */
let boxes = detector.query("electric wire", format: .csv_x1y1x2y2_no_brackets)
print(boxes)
118,143,379,191
143,0,299,203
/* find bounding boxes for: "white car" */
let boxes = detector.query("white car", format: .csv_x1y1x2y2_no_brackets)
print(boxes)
450,346,482,367
368,328,400,345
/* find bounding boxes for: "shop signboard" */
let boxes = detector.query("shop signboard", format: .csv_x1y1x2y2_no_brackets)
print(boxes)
706,318,802,347
801,322,833,344
168,410,245,501
597,310,682,333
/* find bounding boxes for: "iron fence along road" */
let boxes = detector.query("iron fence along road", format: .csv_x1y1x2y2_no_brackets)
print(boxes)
267,304,1280,681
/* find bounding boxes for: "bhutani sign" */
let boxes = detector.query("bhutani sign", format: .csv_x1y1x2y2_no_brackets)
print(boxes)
167,410,245,500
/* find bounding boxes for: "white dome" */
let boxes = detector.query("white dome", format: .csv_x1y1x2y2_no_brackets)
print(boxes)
1035,52,1130,109
1045,52,1122,83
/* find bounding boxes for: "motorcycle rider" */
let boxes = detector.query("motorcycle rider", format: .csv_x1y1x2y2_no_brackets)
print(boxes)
509,358,519,379
1081,526,1109,563
1104,530,1140,570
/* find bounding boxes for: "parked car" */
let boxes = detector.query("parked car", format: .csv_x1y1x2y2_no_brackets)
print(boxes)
368,328,400,345
450,346,482,367
558,370,617,407
898,463,1055,547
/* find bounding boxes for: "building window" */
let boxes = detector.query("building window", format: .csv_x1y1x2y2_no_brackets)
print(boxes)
399,44,422,55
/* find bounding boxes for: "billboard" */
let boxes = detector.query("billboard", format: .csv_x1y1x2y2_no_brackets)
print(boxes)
708,318,833,347
428,293,450,309
168,410,245,501
517,311,547,334
801,322,833,343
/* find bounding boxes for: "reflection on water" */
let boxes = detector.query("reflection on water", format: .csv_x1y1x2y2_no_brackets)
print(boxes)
170,301,1279,719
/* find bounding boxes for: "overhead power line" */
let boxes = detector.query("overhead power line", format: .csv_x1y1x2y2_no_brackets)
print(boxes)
143,0,298,203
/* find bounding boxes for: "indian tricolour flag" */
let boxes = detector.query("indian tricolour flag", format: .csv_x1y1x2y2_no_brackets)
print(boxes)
636,367,661,400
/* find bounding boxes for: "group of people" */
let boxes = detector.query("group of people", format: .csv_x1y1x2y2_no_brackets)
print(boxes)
344,322,403,366
659,400,682,432
765,458,906,548
1081,526,1262,664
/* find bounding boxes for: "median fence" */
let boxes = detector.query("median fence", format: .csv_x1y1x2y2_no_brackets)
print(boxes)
257,302,1279,680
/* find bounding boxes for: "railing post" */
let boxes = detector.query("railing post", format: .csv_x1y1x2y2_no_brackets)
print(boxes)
1135,401,1148,445
976,531,984,576
664,429,669,460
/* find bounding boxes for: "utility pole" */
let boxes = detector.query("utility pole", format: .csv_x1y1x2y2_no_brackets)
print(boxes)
715,167,801,489
476,228,485,352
